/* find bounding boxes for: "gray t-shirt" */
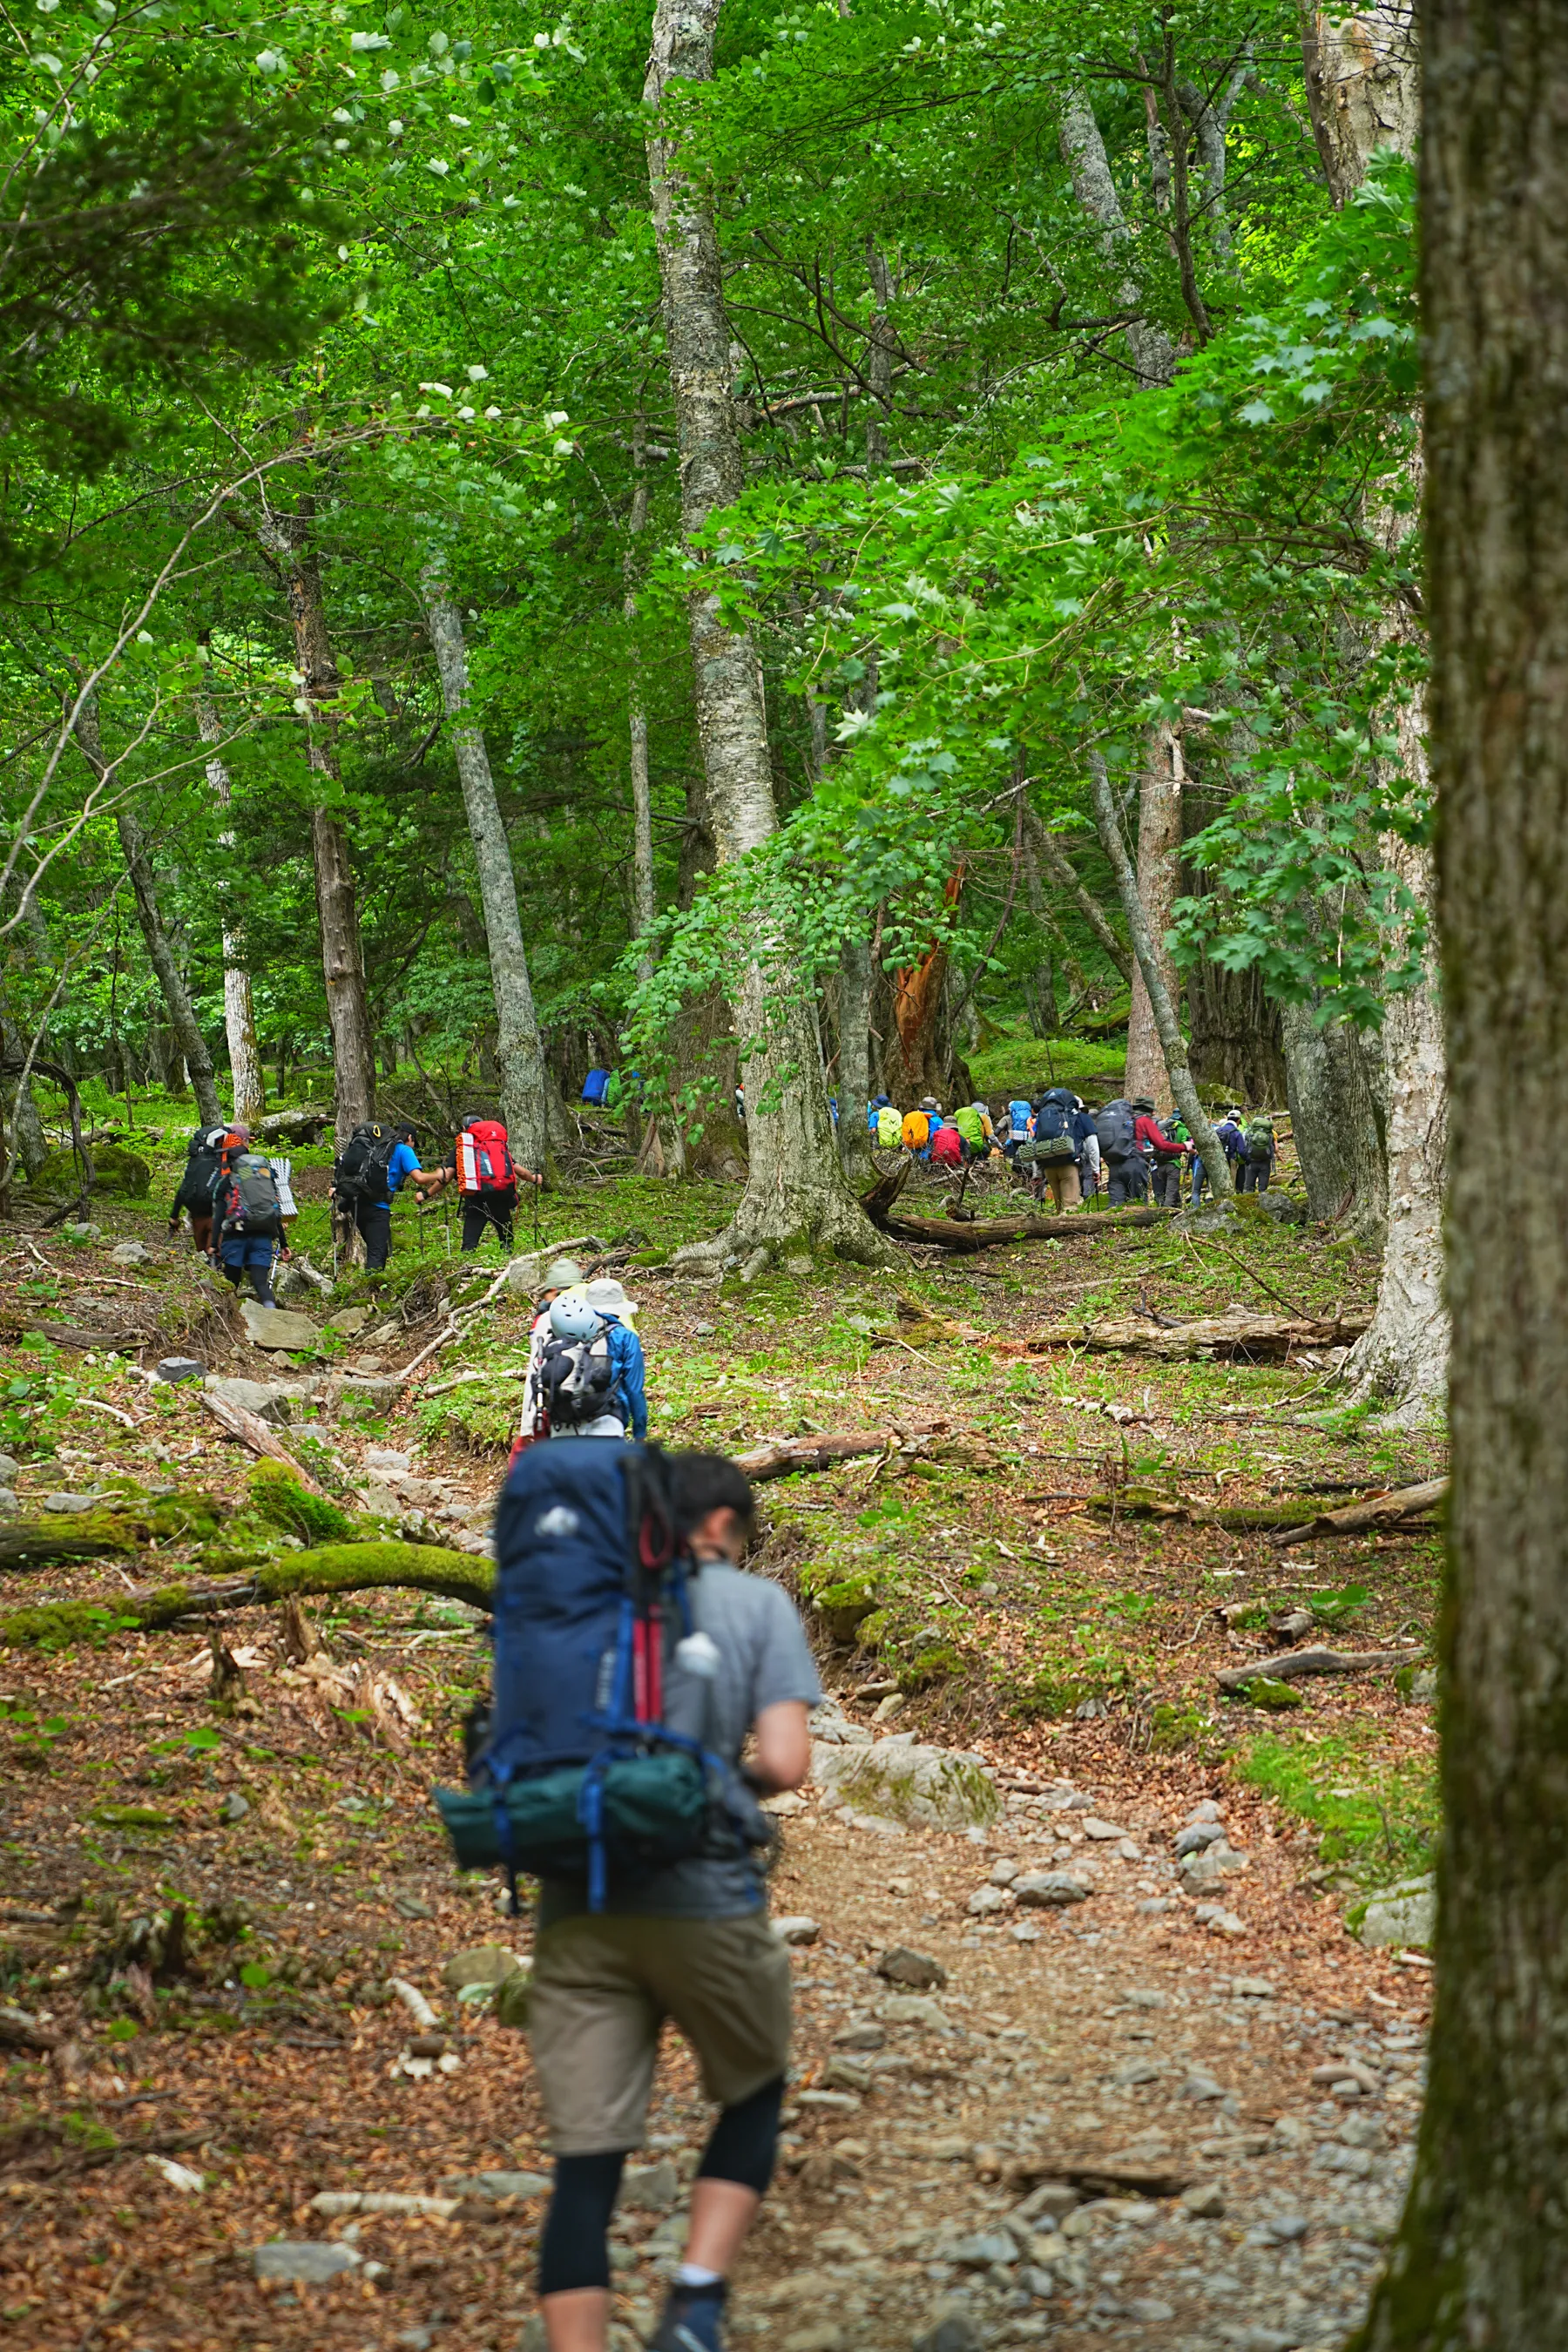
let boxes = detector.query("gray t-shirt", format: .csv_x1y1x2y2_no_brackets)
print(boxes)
537,1560,821,1923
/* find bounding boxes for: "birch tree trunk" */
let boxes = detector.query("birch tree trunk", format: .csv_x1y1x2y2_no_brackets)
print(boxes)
71,693,223,1125
1281,995,1388,1230
257,505,376,1145
1350,5,1568,2341
1124,720,1184,1109
195,683,265,1126
1088,753,1233,1200
645,0,887,1265
625,418,657,972
1300,0,1449,1415
419,571,550,1178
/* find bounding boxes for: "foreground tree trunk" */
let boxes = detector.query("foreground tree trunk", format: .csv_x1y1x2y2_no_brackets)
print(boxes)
195,680,265,1127
257,504,376,1146
1123,720,1184,1109
71,693,223,1125
420,571,550,1179
1350,4,1568,2342
1088,754,1233,1199
644,0,886,1265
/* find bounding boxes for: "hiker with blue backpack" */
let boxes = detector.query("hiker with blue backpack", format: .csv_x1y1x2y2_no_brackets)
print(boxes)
436,1445,818,2352
528,1281,648,1443
1193,1109,1247,1205
1019,1085,1082,1208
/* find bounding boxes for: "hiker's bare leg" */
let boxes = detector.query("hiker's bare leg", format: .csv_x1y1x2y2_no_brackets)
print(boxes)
542,2287,609,2352
684,2177,761,2272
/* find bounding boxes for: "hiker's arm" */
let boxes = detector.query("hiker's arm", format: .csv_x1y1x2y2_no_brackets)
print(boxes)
750,1700,811,1793
517,1166,544,1188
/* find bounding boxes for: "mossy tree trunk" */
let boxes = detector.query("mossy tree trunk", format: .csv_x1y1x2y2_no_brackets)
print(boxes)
1351,3,1568,2342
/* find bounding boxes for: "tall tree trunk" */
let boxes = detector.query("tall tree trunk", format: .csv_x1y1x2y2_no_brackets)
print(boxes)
1088,753,1233,1199
1301,1,1449,1414
625,416,658,973
71,692,222,1125
1281,996,1387,1231
836,934,875,1181
195,681,265,1126
1124,721,1185,1108
0,1008,47,1177
257,505,376,1145
419,571,550,1179
644,0,886,1265
1058,90,1177,387
1351,5,1568,2342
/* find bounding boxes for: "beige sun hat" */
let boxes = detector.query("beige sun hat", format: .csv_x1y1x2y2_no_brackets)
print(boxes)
585,1275,638,1323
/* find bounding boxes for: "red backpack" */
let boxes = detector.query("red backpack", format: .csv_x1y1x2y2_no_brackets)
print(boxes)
456,1119,514,1195
929,1123,963,1167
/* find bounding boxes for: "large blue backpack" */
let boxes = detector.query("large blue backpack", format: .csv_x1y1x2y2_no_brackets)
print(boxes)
581,1067,611,1105
1007,1098,1031,1138
432,1443,765,1909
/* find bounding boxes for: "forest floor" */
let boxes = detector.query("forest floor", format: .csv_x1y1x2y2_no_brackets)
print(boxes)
0,1134,1445,2352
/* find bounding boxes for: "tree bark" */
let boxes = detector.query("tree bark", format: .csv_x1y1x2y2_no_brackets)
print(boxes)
1281,995,1388,1233
257,505,376,1145
419,571,550,1179
1058,90,1177,387
836,933,875,1181
1348,4,1568,2342
644,0,886,1264
1300,6,1449,1415
1088,753,1233,1197
625,416,658,972
195,683,265,1126
71,693,223,1125
1301,0,1421,207
1124,720,1185,1108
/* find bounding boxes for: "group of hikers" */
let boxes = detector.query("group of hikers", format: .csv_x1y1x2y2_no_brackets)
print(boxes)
167,1112,543,1300
868,1086,1278,1208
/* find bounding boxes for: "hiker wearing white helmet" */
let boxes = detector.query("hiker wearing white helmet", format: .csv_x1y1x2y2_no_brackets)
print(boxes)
585,1278,647,1440
518,1258,590,1445
532,1290,627,1437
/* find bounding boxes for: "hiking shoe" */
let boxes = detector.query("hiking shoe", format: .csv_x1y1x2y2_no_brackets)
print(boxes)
648,2281,727,2352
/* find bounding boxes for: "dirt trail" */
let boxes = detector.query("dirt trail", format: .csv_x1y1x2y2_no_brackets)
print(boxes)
0,1192,1438,2351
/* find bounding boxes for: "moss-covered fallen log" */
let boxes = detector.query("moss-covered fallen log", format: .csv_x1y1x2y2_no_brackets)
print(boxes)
0,1492,226,1572
1082,1487,1352,1531
1270,1477,1448,1547
0,1540,495,1648
1217,1644,1426,1694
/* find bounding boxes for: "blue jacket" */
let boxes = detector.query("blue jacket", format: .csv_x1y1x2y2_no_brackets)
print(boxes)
602,1318,648,1441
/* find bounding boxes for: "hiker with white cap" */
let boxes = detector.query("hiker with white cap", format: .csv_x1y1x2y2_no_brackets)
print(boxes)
585,1276,648,1441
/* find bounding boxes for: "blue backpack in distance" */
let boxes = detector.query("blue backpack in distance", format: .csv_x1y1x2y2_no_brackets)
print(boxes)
1007,1098,1031,1137
581,1067,611,1105
432,1443,769,1909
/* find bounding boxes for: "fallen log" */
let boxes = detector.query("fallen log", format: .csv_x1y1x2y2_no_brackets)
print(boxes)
254,1105,333,1146
993,1308,1371,1363
0,1492,226,1572
0,1539,494,1650
874,1205,1166,1254
1084,1488,1340,1531
6,1321,145,1353
1217,1644,1425,1694
733,1434,896,1480
1270,1477,1448,1548
201,1389,324,1492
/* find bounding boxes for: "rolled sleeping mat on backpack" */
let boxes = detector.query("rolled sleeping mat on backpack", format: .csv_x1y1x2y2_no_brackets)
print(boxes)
433,1750,712,1876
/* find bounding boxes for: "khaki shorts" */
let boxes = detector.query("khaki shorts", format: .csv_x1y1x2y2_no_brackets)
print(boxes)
529,1912,793,2155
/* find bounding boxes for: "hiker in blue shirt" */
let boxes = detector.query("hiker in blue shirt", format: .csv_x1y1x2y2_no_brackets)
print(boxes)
584,1278,649,1440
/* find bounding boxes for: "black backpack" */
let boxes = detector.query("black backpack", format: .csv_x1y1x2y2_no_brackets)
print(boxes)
1094,1098,1138,1160
178,1125,227,1213
538,1334,618,1431
1029,1097,1077,1163
333,1121,395,1205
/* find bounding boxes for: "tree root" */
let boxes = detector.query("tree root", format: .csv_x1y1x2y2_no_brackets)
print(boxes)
1270,1477,1448,1546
